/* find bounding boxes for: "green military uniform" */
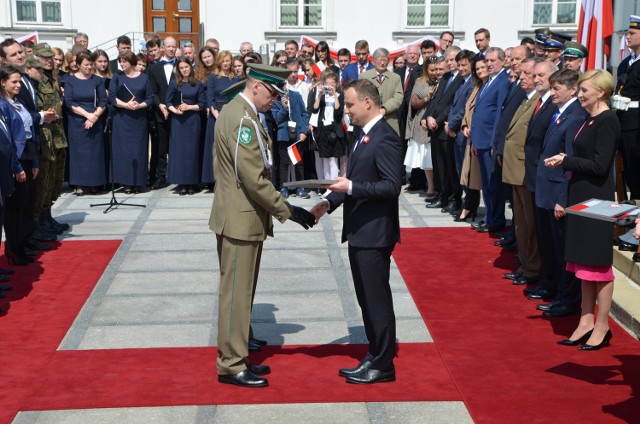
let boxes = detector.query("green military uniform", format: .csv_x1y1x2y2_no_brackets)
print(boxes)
209,88,292,375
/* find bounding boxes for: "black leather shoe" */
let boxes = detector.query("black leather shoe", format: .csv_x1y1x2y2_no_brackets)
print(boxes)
441,202,458,213
0,277,9,283
426,201,444,209
496,231,511,239
543,305,580,317
513,276,536,285
502,243,517,252
0,268,15,276
248,340,262,352
477,225,505,233
33,230,57,242
503,271,523,280
633,253,640,262
495,238,515,247
346,368,396,385
536,302,557,312
557,329,593,346
579,329,613,351
151,180,169,190
527,289,556,300
246,362,271,376
339,358,372,377
249,337,267,346
471,220,486,229
218,370,268,387
25,240,52,251
618,241,637,251
0,284,12,290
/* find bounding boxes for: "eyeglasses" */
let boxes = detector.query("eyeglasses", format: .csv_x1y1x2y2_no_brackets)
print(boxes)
259,81,279,98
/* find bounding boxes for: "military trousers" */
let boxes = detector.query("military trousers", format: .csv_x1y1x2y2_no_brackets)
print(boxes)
215,234,263,375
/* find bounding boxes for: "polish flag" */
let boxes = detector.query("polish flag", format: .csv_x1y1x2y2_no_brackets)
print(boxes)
287,141,303,165
298,67,305,81
311,60,326,78
16,31,39,44
577,0,614,70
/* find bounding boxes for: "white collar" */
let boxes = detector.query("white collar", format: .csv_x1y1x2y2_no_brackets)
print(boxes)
362,114,384,135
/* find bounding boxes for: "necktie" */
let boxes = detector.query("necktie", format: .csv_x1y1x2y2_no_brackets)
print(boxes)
161,59,175,66
404,67,411,92
478,76,492,98
353,129,365,152
533,98,543,116
551,110,561,124
359,65,364,74
21,75,36,104
0,113,8,137
378,73,384,84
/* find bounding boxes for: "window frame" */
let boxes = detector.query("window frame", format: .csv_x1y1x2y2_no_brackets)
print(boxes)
530,0,579,27
405,0,453,29
277,0,325,29
12,0,66,26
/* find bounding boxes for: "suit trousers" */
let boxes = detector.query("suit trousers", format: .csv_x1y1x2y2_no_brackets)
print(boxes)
4,161,33,253
348,244,396,371
512,185,540,279
216,234,263,375
620,129,640,199
487,162,506,228
150,118,170,183
534,206,566,293
476,148,496,226
432,137,461,204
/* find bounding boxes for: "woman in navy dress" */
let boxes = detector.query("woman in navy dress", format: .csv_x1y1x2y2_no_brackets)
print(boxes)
166,58,206,195
64,50,107,195
108,51,154,193
195,47,217,191
202,50,241,190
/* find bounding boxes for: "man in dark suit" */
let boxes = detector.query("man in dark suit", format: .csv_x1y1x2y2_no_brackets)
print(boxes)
528,69,587,315
422,46,463,212
469,47,510,232
395,43,421,143
108,35,132,75
312,79,403,385
147,36,177,189
341,40,373,84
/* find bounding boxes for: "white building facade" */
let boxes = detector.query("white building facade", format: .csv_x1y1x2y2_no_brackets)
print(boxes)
0,0,635,69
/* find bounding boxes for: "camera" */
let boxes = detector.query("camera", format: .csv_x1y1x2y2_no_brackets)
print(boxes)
323,85,330,90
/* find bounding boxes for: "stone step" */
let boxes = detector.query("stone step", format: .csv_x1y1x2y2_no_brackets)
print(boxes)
611,248,640,340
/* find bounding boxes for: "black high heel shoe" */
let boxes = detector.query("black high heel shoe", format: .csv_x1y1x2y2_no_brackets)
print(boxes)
579,329,613,351
453,210,477,222
557,329,593,346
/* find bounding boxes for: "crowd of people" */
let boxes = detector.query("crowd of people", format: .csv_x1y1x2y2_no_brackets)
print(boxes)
1,17,638,352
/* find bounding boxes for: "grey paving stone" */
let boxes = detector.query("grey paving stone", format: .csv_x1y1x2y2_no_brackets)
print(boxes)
77,323,212,349
130,233,217,251
91,294,214,324
385,401,474,423
107,271,216,296
119,250,217,272
250,320,349,345
259,249,332,269
254,268,337,293
148,208,211,220
213,403,371,424
155,196,214,208
58,221,134,236
13,406,199,424
139,219,210,234
251,292,344,321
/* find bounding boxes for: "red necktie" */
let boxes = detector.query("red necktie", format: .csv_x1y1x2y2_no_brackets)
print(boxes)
404,67,411,91
359,65,364,74
533,98,543,116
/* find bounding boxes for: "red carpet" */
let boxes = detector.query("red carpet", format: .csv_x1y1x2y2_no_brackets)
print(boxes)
0,240,121,424
394,228,640,424
20,343,460,411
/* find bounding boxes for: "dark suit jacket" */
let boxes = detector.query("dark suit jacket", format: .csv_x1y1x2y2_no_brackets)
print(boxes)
109,58,120,75
524,95,556,192
341,62,373,84
147,61,176,121
0,115,16,198
423,72,463,140
17,74,41,142
535,100,588,209
470,70,510,149
447,76,474,134
327,118,403,248
494,82,527,155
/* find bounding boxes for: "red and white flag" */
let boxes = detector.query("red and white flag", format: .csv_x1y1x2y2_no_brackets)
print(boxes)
16,31,39,44
287,140,303,165
577,0,614,70
311,60,326,78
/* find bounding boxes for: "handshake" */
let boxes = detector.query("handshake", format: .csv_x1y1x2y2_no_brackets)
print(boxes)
288,202,331,230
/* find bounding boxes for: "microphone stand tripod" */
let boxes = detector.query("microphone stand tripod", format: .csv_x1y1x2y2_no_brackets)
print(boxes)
90,115,146,213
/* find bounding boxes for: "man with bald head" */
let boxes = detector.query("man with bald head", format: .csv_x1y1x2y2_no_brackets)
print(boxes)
147,36,177,189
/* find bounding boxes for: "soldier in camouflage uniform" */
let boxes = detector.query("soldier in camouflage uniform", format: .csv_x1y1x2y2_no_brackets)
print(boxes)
33,44,69,235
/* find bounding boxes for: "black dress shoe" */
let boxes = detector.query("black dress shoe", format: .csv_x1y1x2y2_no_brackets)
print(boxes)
543,305,581,317
471,220,486,229
0,268,15,276
346,368,396,385
477,225,505,233
495,238,515,247
618,241,637,251
579,329,613,351
218,370,268,387
246,362,271,376
536,302,557,312
0,276,9,283
513,276,536,285
0,284,12,290
24,240,52,251
426,201,444,209
151,180,169,190
557,329,593,346
248,340,262,352
33,230,57,242
496,231,511,239
502,243,517,252
339,358,372,377
634,253,640,262
503,271,523,280
526,289,555,300
249,337,267,346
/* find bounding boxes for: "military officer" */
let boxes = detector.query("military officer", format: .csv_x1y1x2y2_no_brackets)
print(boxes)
209,64,315,388
562,41,588,73
33,43,69,236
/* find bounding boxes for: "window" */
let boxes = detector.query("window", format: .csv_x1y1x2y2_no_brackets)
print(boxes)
407,0,450,27
280,0,322,27
533,0,577,25
15,0,62,23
